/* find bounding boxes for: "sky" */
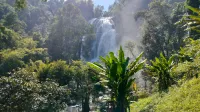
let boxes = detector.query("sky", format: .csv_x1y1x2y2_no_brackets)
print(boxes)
93,0,115,11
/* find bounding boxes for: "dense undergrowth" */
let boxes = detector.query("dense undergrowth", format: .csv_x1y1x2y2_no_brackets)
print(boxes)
131,77,200,112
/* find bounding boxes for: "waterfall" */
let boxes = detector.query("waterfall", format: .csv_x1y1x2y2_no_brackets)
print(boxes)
80,36,86,60
89,17,117,61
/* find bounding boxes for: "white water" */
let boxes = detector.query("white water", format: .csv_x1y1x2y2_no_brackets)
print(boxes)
80,36,86,60
89,17,117,61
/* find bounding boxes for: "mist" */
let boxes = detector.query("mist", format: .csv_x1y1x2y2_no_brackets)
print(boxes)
116,0,151,56
113,0,151,88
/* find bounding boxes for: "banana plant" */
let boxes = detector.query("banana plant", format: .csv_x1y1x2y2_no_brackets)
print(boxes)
176,4,200,34
146,53,175,92
88,46,145,112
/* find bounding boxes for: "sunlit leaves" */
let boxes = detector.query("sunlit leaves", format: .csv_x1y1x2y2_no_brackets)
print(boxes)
14,0,47,9
177,4,200,36
0,68,70,112
88,46,145,111
172,38,200,79
146,53,175,91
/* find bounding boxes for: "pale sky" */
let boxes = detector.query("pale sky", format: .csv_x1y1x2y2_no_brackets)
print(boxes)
93,0,115,11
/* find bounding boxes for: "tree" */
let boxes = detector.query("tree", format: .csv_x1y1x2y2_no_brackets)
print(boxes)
0,47,49,76
37,60,103,112
146,53,175,92
47,3,93,61
94,5,104,18
70,61,103,112
0,68,70,112
173,7,200,79
0,26,20,50
76,0,94,20
39,60,72,86
124,41,136,59
36,60,102,112
14,0,47,9
135,1,185,60
172,38,200,79
1,11,26,33
88,46,145,112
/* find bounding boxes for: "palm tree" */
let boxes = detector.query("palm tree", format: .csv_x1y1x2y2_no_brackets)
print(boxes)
88,46,145,112
146,53,175,92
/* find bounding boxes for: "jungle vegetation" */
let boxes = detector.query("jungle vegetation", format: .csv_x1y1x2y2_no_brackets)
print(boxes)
0,0,200,112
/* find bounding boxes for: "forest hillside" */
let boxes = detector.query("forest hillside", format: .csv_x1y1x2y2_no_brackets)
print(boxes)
0,0,200,112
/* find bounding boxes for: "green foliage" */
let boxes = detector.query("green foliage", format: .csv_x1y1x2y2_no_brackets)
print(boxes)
74,0,94,20
94,5,104,18
37,60,102,111
131,78,200,112
0,26,20,50
70,61,102,111
32,32,45,47
173,2,200,81
1,11,26,33
186,0,200,15
135,1,185,60
146,53,175,91
154,77,200,112
0,2,26,33
0,48,49,75
173,38,200,79
14,0,27,9
0,68,70,112
14,0,47,9
47,3,95,61
178,4,200,39
17,37,38,49
130,94,158,112
88,46,145,112
45,60,72,86
0,2,15,19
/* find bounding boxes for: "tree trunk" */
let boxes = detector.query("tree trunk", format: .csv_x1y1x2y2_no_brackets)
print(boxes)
82,95,90,112
115,102,126,112
115,93,126,112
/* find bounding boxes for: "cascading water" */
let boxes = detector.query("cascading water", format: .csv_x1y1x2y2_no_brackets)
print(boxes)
89,17,117,61
80,36,86,60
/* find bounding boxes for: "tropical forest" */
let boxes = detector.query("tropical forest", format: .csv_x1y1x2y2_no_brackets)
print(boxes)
1,0,200,112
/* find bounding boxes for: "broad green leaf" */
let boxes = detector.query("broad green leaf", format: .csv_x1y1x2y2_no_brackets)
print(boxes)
128,52,144,69
118,46,125,63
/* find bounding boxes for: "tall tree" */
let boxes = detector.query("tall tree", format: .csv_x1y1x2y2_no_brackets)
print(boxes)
94,5,104,18
135,1,185,60
47,3,93,61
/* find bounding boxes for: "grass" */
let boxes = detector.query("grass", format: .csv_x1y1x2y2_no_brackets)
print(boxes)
130,78,200,112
